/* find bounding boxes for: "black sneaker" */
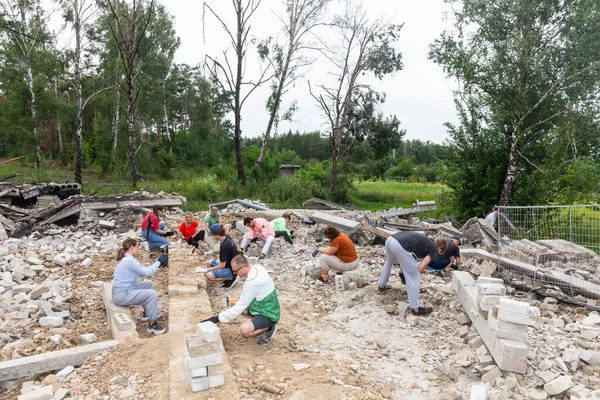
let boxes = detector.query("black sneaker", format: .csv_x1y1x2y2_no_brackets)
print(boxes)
399,272,406,284
317,277,329,285
147,321,166,335
141,312,162,321
377,285,391,294
336,271,343,276
222,276,239,289
258,325,277,345
411,306,433,316
311,248,319,257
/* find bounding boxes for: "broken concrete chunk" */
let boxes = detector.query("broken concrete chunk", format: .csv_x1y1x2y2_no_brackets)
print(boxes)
80,258,93,268
456,313,471,325
544,375,572,396
39,316,64,327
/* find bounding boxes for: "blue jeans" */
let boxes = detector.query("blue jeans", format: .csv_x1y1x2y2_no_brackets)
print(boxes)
142,222,169,249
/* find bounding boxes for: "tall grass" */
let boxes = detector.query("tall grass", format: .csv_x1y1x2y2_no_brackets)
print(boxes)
350,180,450,211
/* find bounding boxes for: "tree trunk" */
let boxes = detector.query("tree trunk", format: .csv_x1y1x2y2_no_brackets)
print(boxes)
234,2,246,185
127,82,137,187
329,126,342,191
53,76,64,163
74,9,84,185
111,87,120,152
163,100,172,152
25,61,41,169
256,51,292,168
500,127,519,206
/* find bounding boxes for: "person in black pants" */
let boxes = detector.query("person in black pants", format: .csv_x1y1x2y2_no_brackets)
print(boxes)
178,212,205,249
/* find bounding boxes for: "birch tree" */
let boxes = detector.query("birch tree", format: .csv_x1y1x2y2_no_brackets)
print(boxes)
255,0,330,167
309,1,402,192
0,0,49,168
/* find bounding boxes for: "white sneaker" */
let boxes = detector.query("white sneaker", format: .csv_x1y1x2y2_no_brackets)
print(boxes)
141,312,162,322
143,242,149,251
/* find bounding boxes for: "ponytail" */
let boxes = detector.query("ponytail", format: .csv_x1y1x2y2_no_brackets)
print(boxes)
117,238,138,261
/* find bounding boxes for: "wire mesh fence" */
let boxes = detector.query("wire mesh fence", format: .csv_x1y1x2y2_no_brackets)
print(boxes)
497,205,600,301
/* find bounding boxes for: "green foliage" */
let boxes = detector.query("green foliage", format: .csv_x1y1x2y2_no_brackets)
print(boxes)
385,157,415,179
350,180,450,212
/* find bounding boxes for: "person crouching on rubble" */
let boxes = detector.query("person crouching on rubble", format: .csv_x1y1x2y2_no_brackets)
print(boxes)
270,212,297,251
202,255,280,345
239,217,276,260
376,231,441,316
178,212,205,251
312,225,359,285
112,238,168,335
141,205,175,250
425,237,462,277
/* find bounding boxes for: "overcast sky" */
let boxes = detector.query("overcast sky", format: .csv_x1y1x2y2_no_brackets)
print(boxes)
164,0,458,144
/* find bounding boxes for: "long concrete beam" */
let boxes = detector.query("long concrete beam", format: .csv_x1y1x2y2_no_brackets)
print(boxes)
0,341,119,381
462,248,600,299
311,211,360,232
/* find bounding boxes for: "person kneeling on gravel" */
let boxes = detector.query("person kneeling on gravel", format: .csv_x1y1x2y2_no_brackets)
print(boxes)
112,238,168,335
203,224,240,289
201,255,280,345
377,232,441,317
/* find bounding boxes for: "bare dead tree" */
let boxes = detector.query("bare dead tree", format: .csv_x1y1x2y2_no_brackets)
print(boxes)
102,0,155,187
255,0,330,168
0,0,48,169
309,2,403,192
204,0,273,185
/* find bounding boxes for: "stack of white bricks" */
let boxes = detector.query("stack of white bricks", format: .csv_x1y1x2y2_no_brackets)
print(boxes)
453,272,531,374
186,322,225,392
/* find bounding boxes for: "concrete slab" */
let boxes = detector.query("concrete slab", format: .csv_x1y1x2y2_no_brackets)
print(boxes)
0,340,118,381
461,248,600,299
311,211,360,232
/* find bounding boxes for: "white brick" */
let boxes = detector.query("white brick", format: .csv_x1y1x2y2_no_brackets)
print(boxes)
496,329,527,343
197,321,221,343
207,364,224,376
188,366,207,378
562,347,580,371
497,309,531,326
208,374,225,388
494,339,528,374
478,284,506,296
544,375,572,396
187,336,222,357
80,334,97,343
478,295,502,305
482,366,502,383
477,277,504,285
80,258,93,268
498,298,530,316
187,370,209,392
470,383,489,400
497,320,528,333
39,316,63,327
187,352,223,369
17,385,53,400
56,365,74,382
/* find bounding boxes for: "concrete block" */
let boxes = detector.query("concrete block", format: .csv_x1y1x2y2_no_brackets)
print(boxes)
29,285,49,299
579,349,600,366
478,284,506,296
497,309,531,326
80,333,97,343
494,339,528,374
17,384,53,400
334,275,344,291
52,254,67,267
188,366,208,378
39,316,63,327
113,313,132,331
498,298,530,315
187,352,223,369
187,369,209,392
456,313,471,325
470,383,489,400
496,329,527,343
208,374,225,388
197,321,221,343
27,257,44,265
477,277,504,285
80,258,93,268
311,211,360,232
482,366,502,383
0,340,119,381
478,295,502,305
98,220,115,228
544,375,572,396
497,320,528,333
207,363,224,376
562,347,580,371
187,336,222,357
56,365,74,382
527,389,548,400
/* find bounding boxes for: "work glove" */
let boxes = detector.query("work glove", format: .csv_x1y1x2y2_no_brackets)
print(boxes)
201,315,219,324
312,248,319,258
290,231,294,239
196,266,208,274
158,254,168,267
250,237,258,243
204,251,213,257
164,231,175,237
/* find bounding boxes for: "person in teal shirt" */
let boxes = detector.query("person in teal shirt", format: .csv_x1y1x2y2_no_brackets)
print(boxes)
270,212,294,245
204,206,231,235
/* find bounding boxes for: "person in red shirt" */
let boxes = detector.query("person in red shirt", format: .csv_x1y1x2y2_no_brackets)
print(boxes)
141,205,174,249
178,212,205,249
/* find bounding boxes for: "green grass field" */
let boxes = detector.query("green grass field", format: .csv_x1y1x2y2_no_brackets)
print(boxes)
350,180,450,211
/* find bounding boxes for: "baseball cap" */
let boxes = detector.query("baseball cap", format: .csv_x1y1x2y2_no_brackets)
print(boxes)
452,235,462,245
209,223,222,234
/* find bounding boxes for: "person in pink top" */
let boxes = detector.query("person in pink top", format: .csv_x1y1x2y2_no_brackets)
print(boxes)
239,217,276,260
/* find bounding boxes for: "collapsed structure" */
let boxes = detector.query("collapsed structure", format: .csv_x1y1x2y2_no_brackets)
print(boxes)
0,194,599,399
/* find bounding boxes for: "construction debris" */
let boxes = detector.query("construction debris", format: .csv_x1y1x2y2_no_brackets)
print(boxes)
302,198,355,211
